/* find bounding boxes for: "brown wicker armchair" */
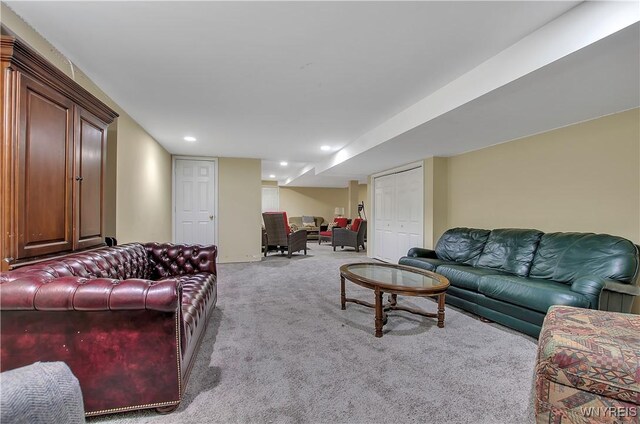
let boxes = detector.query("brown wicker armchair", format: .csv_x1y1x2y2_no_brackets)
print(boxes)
332,219,367,252
262,212,308,258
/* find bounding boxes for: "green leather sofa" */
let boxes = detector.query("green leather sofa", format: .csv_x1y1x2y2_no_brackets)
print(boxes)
398,228,640,337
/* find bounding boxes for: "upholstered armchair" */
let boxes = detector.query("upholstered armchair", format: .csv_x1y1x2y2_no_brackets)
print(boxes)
262,212,308,258
318,217,348,245
332,219,367,252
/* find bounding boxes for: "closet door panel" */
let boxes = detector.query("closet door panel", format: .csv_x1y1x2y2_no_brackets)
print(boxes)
374,174,397,262
374,179,385,259
16,73,74,259
373,167,424,263
395,168,423,262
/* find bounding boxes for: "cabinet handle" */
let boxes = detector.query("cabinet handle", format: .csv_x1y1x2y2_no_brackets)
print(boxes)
75,176,83,181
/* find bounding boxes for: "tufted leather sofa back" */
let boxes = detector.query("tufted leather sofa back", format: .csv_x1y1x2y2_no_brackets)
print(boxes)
0,244,151,283
144,242,217,279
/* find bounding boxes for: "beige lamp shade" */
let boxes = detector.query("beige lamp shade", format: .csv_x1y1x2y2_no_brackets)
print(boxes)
334,207,345,216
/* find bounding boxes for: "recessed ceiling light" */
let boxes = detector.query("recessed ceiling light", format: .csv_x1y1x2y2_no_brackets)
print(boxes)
280,161,288,166
320,145,331,151
269,174,276,178
183,136,196,142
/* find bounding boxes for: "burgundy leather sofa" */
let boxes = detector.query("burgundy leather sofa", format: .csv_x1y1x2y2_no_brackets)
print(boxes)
0,242,217,417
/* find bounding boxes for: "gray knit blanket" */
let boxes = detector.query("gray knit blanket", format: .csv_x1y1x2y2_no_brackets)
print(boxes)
0,361,85,423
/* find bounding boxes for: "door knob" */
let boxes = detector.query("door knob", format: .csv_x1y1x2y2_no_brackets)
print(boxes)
75,176,83,181
209,215,214,220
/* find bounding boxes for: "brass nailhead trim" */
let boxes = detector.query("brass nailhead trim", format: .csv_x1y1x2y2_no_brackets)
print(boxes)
85,400,180,416
176,311,183,396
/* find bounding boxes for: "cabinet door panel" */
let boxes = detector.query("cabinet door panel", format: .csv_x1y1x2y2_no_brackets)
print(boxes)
17,73,74,259
75,108,107,249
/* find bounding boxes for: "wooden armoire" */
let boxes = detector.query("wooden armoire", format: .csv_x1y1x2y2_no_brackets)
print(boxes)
1,34,118,271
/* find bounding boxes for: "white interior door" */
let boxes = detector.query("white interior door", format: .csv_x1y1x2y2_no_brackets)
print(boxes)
174,159,216,245
395,167,423,262
261,186,279,212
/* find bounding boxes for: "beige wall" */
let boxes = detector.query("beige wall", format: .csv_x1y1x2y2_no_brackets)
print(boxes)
219,158,262,263
370,109,640,311
358,184,367,205
279,187,349,223
447,109,640,244
2,4,173,244
356,183,368,221
446,109,640,313
423,157,449,249
266,183,364,223
105,124,118,236
115,119,172,243
347,181,359,219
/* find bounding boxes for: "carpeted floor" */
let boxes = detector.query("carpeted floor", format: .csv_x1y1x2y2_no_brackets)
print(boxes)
90,244,538,424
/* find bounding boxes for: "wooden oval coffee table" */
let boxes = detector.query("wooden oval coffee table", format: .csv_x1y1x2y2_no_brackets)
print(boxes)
340,262,450,338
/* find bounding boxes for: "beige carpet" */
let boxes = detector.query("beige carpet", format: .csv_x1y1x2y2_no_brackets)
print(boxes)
90,244,537,424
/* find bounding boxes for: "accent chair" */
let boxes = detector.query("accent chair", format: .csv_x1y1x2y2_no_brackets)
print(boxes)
263,212,308,258
332,219,367,252
318,217,349,245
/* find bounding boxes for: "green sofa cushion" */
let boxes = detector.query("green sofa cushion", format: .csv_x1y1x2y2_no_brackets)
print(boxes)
398,257,453,272
478,275,590,314
529,233,639,284
476,229,543,276
437,264,509,292
434,227,490,265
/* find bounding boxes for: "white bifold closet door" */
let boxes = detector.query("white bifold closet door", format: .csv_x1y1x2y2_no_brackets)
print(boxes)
374,167,423,263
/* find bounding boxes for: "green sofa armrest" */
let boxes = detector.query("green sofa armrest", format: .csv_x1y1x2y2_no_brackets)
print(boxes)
406,248,438,259
570,276,605,309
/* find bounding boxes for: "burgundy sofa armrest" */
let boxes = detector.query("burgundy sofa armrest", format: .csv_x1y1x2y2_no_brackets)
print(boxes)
1,308,183,415
0,276,179,312
144,243,217,279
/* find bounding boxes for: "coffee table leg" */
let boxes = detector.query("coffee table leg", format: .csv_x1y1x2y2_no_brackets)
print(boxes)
437,293,446,328
375,287,383,338
340,276,346,310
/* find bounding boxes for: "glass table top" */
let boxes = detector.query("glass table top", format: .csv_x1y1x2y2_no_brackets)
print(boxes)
342,263,448,289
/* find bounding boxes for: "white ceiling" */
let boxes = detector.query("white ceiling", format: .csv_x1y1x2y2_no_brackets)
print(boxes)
323,21,640,178
6,1,639,188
